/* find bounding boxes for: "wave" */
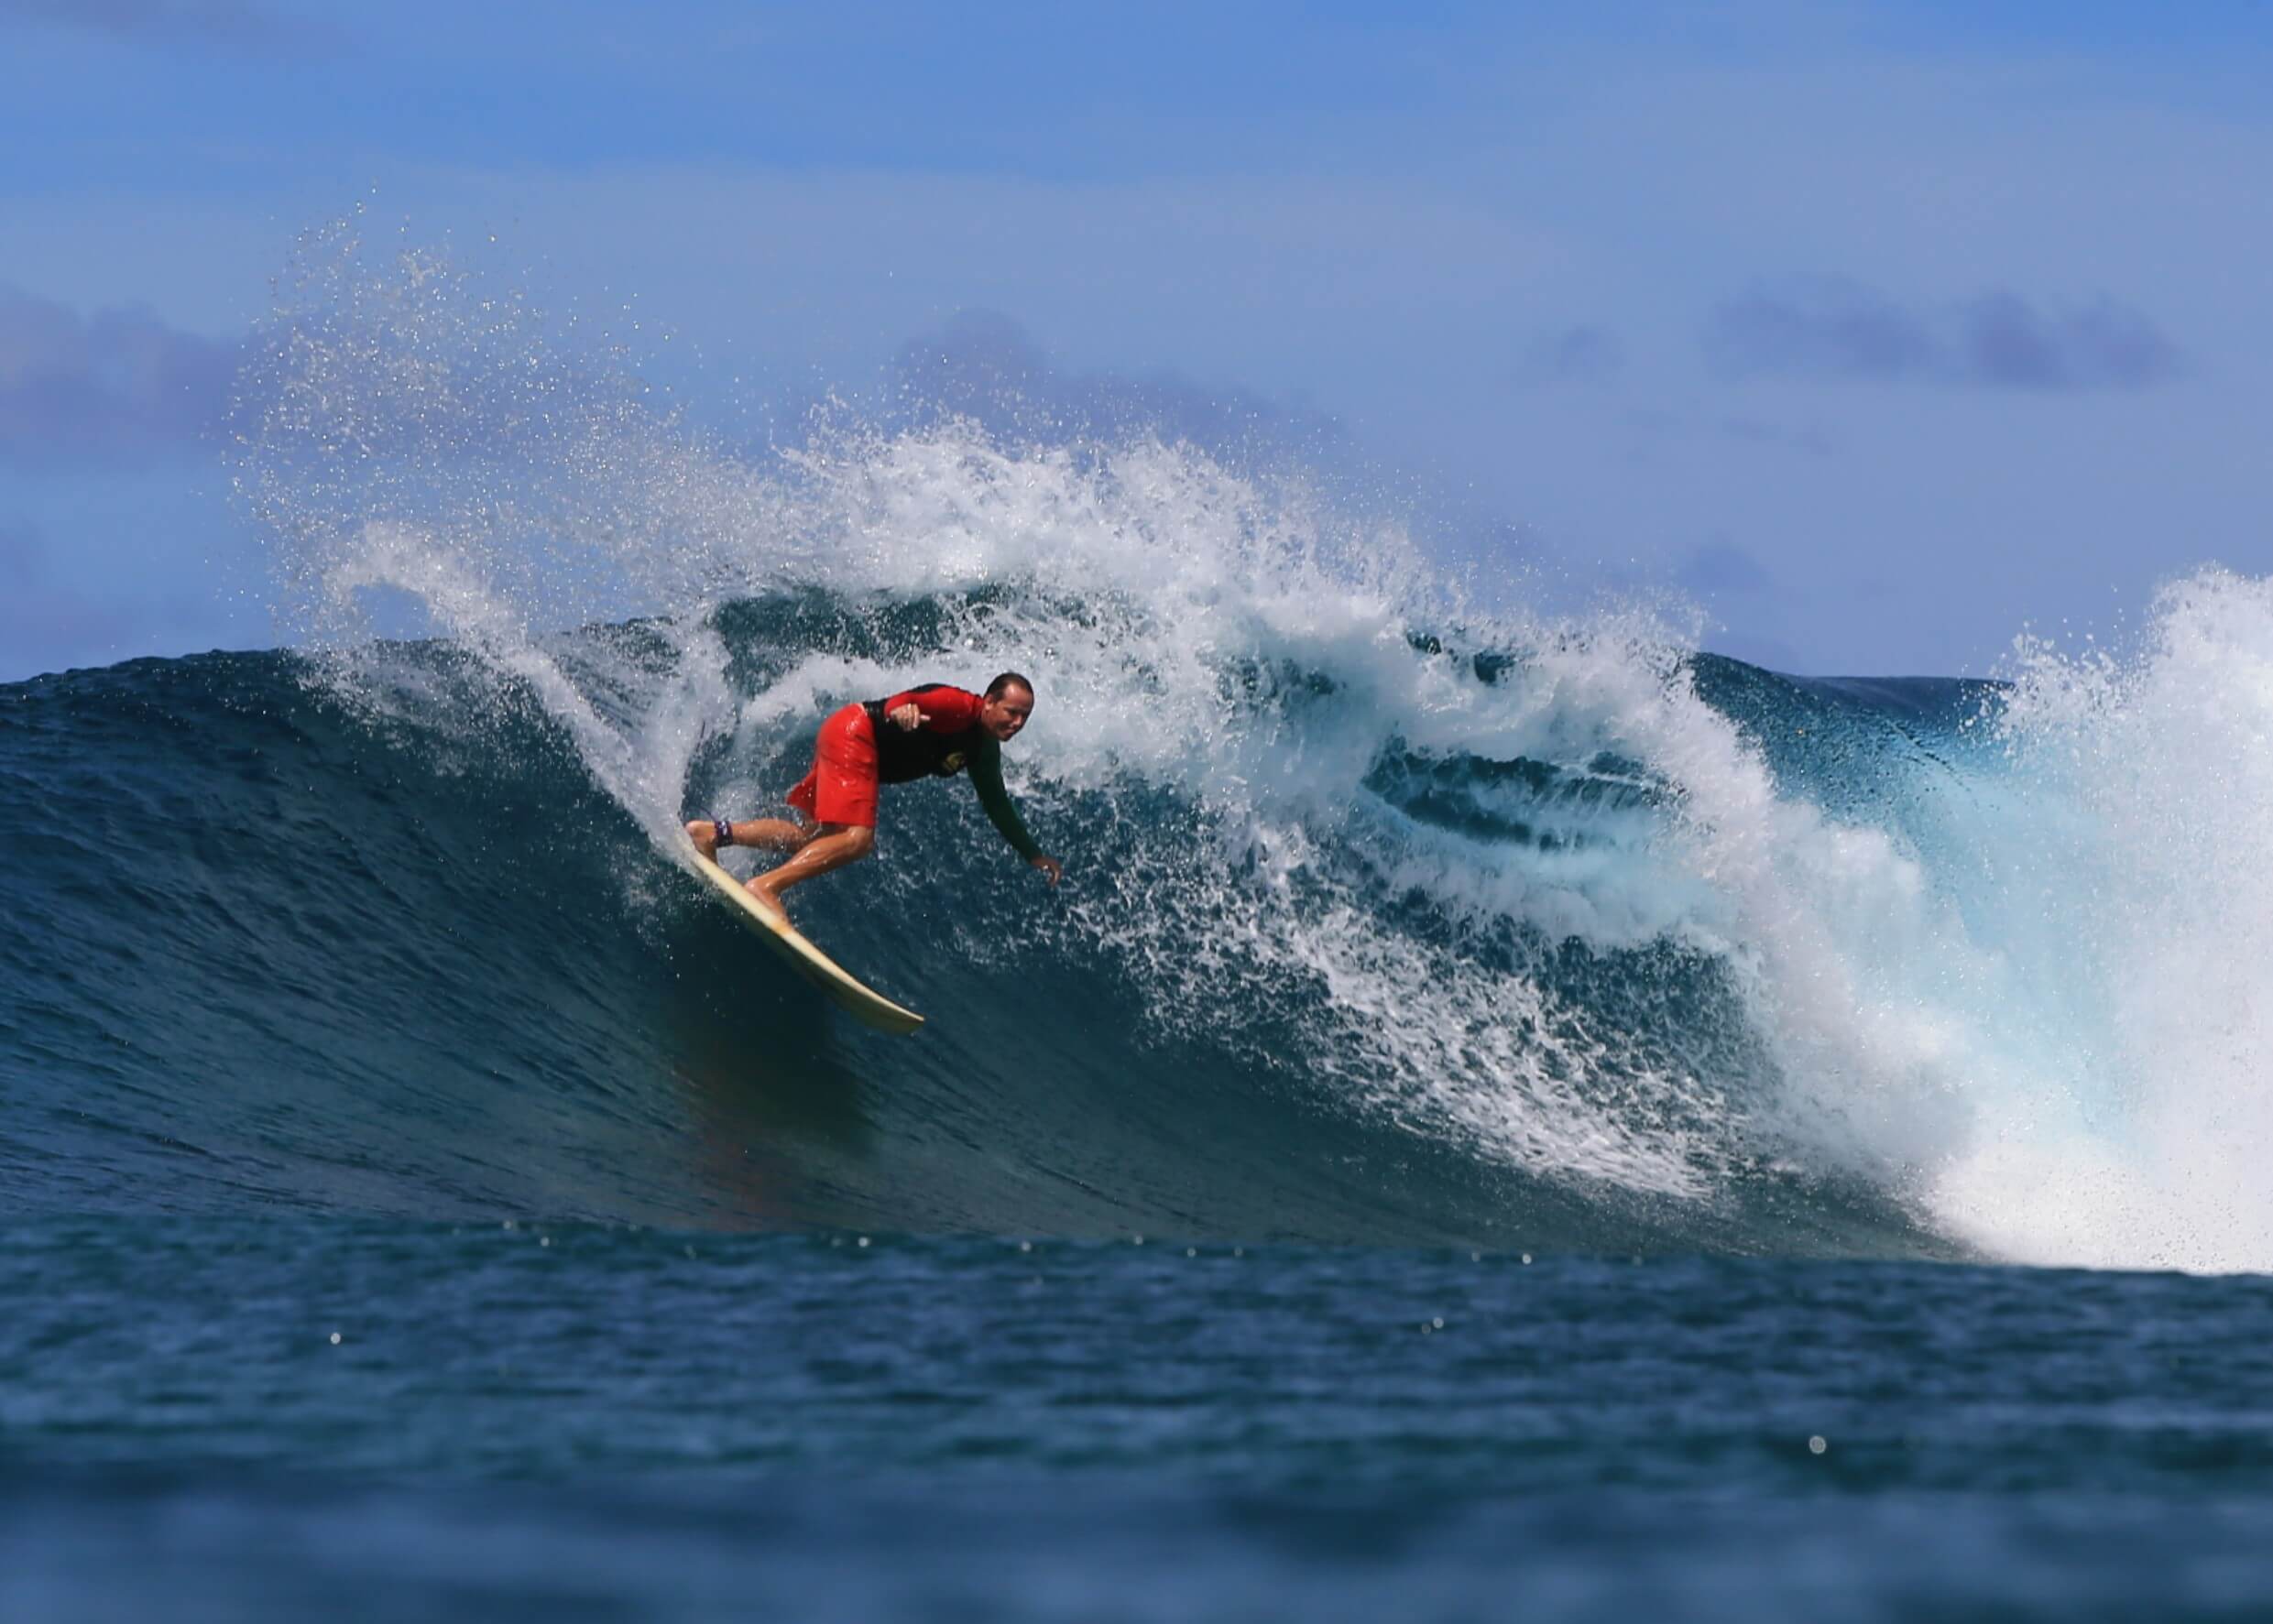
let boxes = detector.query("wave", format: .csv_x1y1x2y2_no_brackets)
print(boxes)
0,620,1915,1257
7,220,2268,1271
11,562,2268,1270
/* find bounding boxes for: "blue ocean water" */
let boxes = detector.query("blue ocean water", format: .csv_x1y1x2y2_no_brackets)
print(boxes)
1,1215,2269,1622
9,229,2273,1616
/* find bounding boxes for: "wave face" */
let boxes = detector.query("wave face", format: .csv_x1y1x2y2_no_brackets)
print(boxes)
7,224,2270,1270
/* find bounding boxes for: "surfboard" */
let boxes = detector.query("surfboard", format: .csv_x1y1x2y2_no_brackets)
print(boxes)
686,841,925,1035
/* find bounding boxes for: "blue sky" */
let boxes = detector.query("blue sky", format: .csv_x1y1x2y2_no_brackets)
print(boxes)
5,0,2272,678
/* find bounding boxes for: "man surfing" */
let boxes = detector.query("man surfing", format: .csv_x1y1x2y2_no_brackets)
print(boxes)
687,671,1063,922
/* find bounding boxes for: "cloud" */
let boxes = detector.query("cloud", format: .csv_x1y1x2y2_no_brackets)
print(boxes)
1707,279,1933,381
1958,290,2181,390
0,286,240,468
0,0,342,56
891,308,1347,458
1705,279,2183,391
1677,538,1773,595
1514,323,1624,386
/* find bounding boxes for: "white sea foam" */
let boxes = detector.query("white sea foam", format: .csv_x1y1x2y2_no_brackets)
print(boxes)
1918,570,2273,1272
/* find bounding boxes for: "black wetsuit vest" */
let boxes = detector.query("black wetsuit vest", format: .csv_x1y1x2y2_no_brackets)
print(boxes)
863,683,985,784
861,682,1042,860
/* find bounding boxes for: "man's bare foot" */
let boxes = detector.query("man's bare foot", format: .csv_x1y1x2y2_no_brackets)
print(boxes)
685,819,724,862
743,878,790,923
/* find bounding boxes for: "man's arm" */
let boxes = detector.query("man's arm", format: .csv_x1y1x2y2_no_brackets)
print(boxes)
886,686,982,733
967,740,1058,881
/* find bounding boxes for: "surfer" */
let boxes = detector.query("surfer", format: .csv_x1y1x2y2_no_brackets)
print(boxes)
687,672,1063,921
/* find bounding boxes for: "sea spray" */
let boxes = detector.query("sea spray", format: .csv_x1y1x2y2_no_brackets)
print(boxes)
1925,570,2273,1270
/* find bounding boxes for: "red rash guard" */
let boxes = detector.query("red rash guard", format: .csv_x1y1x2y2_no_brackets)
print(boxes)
783,685,1043,860
879,686,984,746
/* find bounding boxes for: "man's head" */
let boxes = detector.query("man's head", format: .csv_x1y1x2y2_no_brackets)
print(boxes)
980,671,1034,742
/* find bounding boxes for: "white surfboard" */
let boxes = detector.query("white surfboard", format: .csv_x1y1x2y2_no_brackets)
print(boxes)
686,841,925,1035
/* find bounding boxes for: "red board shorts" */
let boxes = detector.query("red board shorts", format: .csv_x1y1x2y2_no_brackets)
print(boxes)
786,703,880,829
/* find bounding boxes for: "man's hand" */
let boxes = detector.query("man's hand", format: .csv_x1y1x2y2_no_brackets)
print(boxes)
889,703,929,730
1030,854,1064,887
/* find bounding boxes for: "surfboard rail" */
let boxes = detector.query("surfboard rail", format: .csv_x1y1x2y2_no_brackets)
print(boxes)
685,843,925,1035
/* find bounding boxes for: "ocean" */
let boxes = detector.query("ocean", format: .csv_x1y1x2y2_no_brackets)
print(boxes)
5,228,2272,1618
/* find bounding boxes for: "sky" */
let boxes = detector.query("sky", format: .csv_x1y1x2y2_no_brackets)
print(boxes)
4,0,2271,680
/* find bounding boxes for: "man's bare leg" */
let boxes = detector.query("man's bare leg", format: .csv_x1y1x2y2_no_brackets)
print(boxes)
685,816,810,863
747,824,875,921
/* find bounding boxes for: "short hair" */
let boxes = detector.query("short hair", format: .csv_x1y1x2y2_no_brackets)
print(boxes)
985,671,1034,702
